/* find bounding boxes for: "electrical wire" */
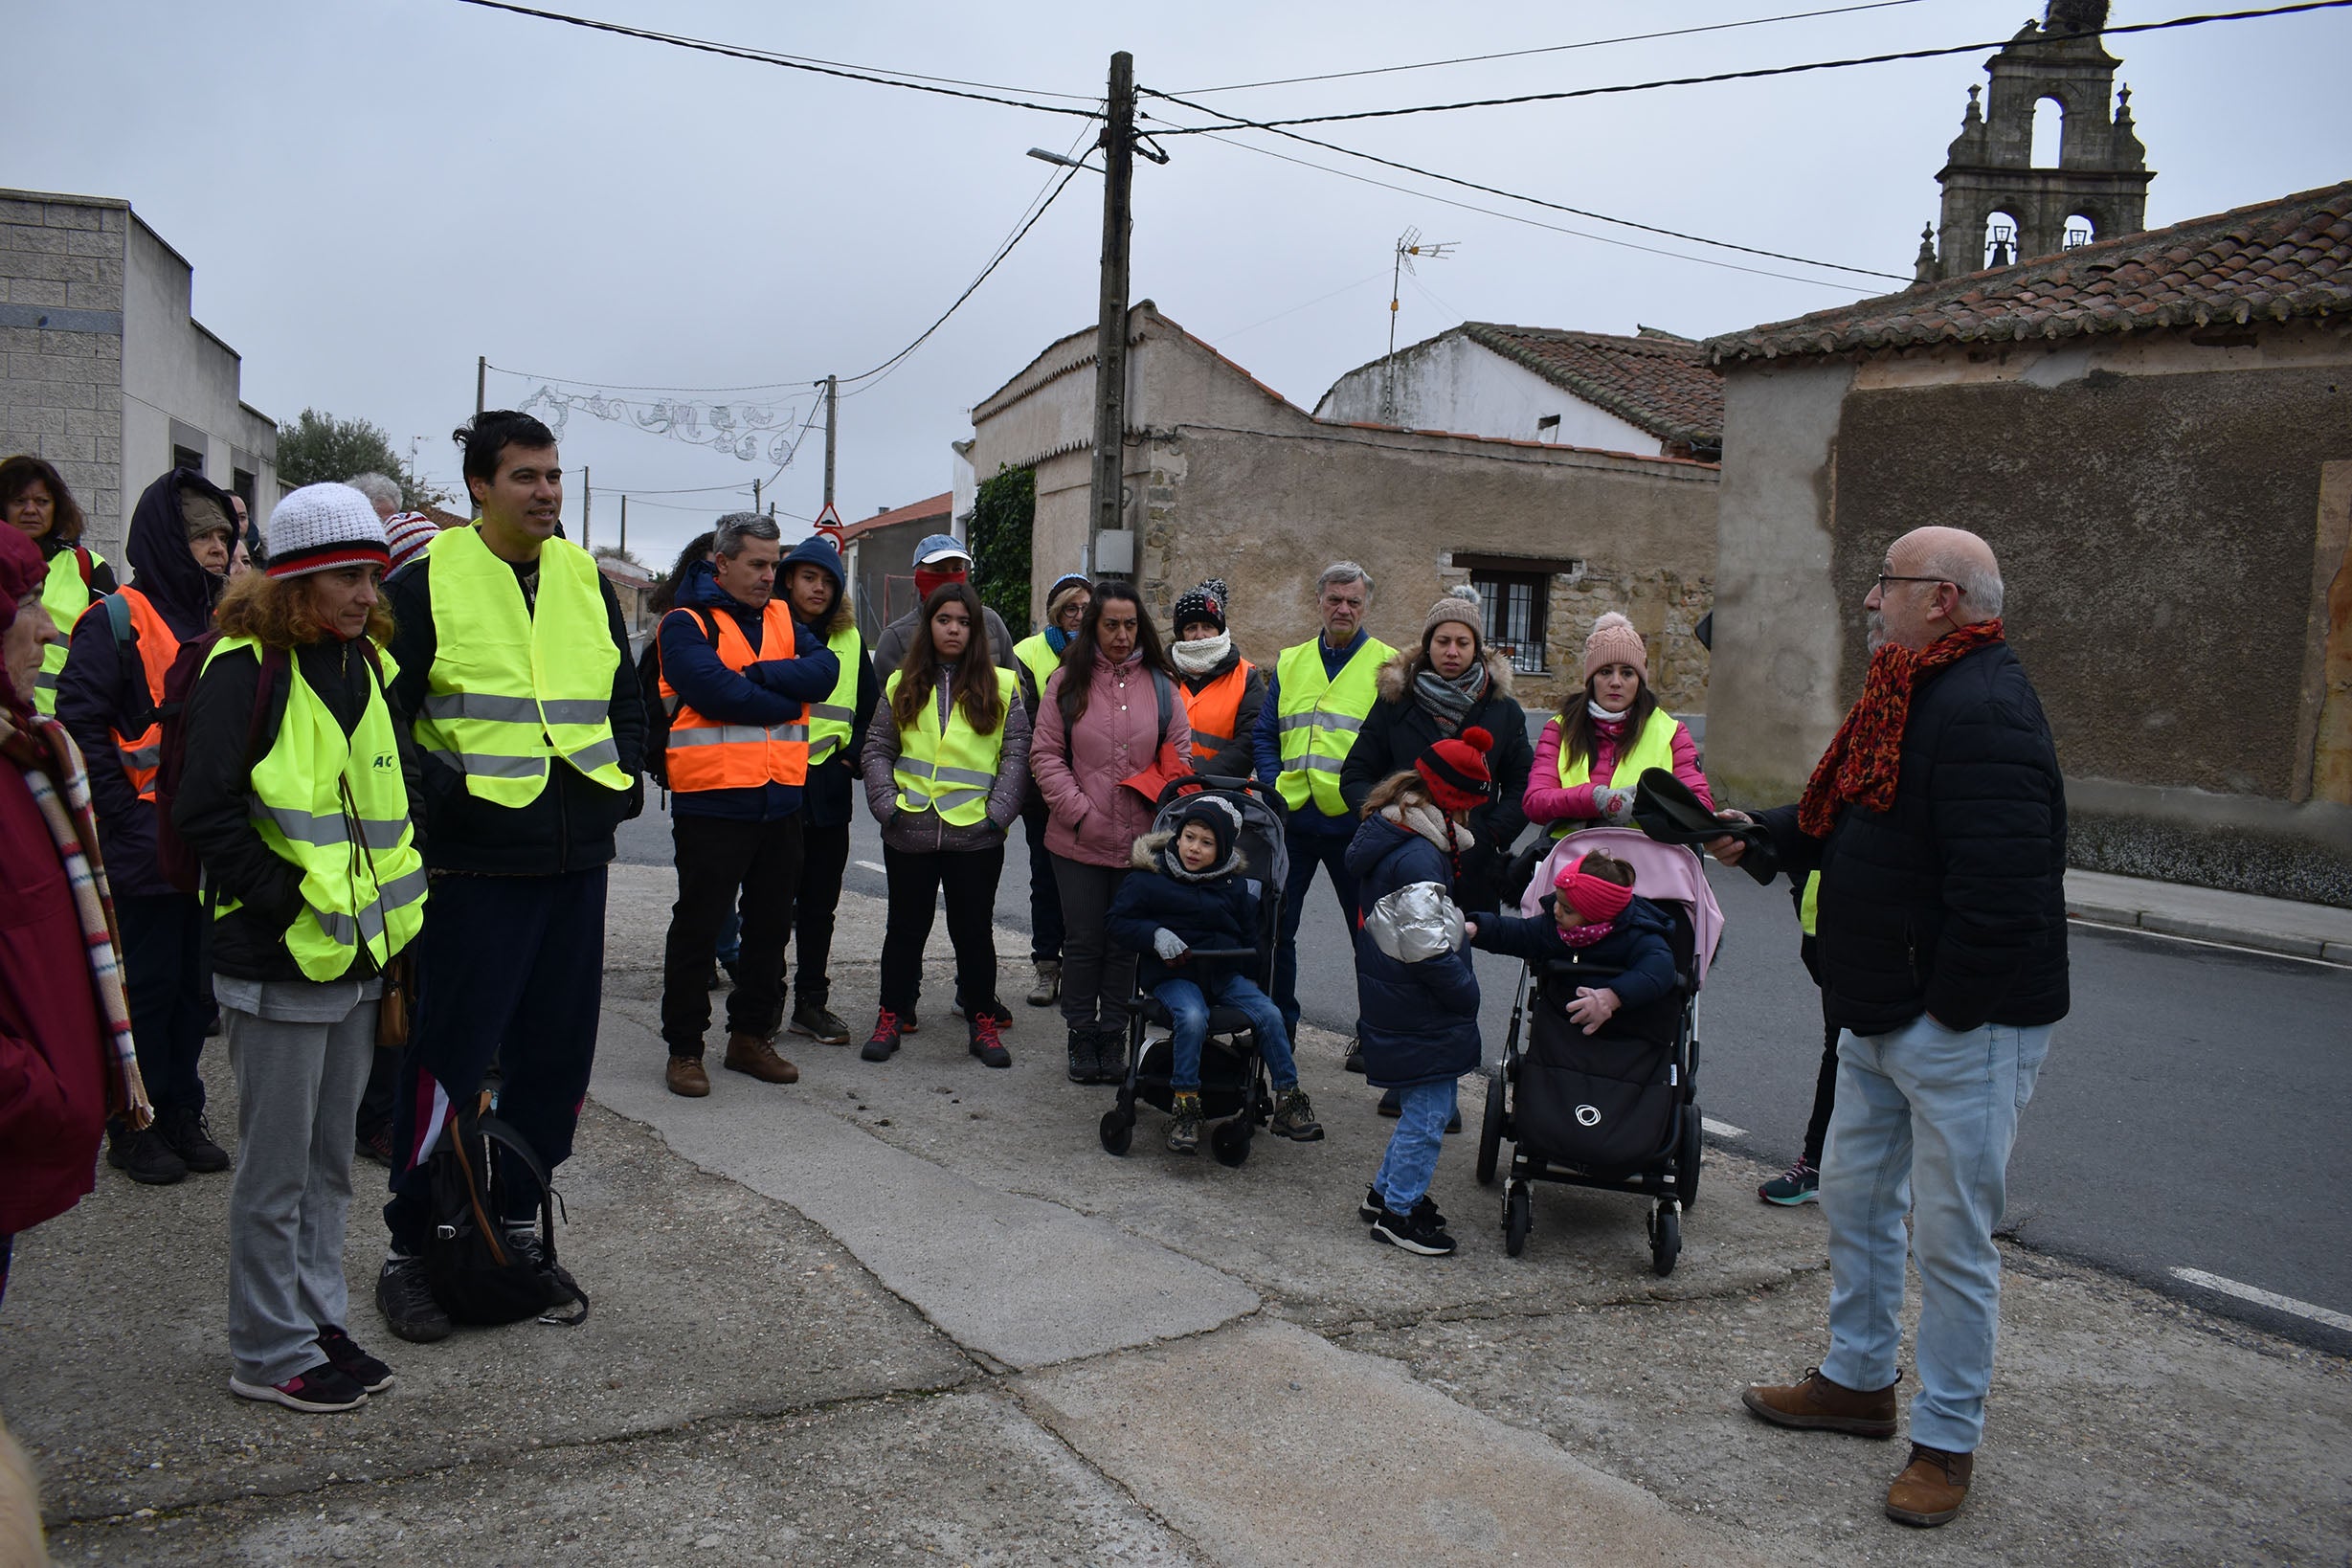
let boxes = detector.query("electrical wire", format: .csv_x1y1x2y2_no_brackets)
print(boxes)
453,0,1099,119
1172,0,1932,94
1199,271,1394,347
1145,2,2352,133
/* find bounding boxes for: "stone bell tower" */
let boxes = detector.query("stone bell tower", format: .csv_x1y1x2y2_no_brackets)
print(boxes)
1915,0,2153,282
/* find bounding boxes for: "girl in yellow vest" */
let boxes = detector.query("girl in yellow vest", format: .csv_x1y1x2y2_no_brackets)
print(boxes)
1523,612,1712,839
173,483,422,1415
859,583,1030,1068
1,455,117,716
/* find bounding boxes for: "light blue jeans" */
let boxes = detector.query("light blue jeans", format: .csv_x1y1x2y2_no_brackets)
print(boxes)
1152,973,1298,1092
1819,1013,2052,1454
1374,1080,1459,1212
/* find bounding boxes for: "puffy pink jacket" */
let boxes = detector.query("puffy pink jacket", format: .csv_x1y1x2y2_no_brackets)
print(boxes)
1031,652,1193,867
1523,711,1712,828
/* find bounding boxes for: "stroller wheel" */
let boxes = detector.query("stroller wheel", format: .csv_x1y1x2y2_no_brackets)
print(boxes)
1647,1201,1682,1277
1675,1104,1703,1211
1475,1070,1505,1187
1503,1183,1531,1258
1098,1109,1133,1156
1210,1118,1253,1168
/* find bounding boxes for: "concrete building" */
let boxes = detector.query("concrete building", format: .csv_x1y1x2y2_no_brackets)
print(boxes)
840,492,952,646
1,187,277,559
1704,179,2352,905
1314,323,1723,461
965,302,1720,717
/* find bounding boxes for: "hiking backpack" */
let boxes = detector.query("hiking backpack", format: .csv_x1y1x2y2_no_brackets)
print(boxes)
421,1101,590,1328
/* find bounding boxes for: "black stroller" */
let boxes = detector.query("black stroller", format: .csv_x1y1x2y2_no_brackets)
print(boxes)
1097,775,1288,1168
1475,828,1724,1275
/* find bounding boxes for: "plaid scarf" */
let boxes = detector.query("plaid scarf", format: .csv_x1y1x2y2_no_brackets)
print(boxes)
0,710,152,1129
1411,659,1489,737
1798,619,2005,838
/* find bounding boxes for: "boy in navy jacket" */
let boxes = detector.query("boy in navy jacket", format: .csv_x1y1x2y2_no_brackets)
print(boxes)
1467,851,1677,1034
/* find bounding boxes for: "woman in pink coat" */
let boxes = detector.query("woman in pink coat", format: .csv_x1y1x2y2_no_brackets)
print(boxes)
1523,612,1712,840
1029,582,1191,1086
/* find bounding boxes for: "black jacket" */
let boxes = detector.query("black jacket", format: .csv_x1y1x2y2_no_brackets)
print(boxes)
384,540,645,876
1104,829,1261,993
1469,893,1680,1014
1758,639,2069,1037
173,638,423,983
775,534,876,832
1339,648,1534,909
1344,811,1482,1089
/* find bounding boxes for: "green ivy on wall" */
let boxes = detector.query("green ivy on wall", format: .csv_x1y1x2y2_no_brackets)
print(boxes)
970,463,1036,632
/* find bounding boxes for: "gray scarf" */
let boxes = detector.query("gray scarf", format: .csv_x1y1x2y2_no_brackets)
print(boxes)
1412,659,1490,735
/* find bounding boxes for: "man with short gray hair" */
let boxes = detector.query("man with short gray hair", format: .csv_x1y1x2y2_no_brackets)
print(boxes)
345,472,402,523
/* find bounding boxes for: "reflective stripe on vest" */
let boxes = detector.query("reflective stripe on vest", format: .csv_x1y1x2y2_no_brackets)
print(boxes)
1273,636,1393,816
73,586,176,801
885,667,1018,827
414,525,626,805
1179,659,1252,752
1551,712,1682,840
34,548,101,716
659,602,812,792
203,637,427,981
1013,632,1061,706
1799,871,1820,937
804,625,863,767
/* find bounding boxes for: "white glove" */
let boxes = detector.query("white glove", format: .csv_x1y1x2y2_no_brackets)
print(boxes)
1599,785,1637,824
1153,928,1190,962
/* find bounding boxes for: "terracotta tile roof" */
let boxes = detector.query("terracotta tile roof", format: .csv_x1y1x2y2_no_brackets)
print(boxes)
840,491,952,543
1458,323,1723,446
1708,180,2352,364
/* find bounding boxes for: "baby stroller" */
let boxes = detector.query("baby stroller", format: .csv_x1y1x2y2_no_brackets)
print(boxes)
1097,775,1288,1168
1475,827,1724,1275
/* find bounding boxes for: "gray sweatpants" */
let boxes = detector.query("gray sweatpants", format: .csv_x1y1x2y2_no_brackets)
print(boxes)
223,986,377,1387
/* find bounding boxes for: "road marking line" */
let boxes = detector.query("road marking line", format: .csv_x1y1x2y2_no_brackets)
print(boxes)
855,860,887,874
2068,917,2348,970
1701,1117,1745,1138
2169,1267,2352,1333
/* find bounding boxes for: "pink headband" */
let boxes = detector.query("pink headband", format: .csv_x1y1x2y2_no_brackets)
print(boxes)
1555,863,1634,926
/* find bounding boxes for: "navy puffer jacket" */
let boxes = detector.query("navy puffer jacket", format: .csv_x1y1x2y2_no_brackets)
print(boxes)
1345,812,1482,1089
1468,893,1679,1012
1105,829,1260,993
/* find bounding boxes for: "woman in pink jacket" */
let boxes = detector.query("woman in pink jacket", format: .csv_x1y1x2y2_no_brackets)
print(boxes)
1030,582,1191,1086
1524,612,1712,840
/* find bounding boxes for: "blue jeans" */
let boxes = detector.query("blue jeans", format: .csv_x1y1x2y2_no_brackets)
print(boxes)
1373,1080,1458,1211
1819,1014,2052,1454
1274,824,1359,1035
1152,973,1297,1092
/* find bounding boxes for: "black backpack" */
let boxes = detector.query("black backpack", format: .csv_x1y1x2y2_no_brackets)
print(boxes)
421,1102,589,1327
636,607,717,789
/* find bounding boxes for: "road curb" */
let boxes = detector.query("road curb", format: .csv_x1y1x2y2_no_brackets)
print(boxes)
2066,900,2352,964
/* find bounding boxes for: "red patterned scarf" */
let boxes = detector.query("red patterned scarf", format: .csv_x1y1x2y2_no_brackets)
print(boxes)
1798,619,2005,838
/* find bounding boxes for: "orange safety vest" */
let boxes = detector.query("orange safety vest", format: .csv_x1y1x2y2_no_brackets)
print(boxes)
1179,660,1254,753
74,586,179,801
658,603,811,793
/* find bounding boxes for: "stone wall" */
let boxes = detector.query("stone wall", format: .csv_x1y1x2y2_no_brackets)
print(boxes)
0,191,127,555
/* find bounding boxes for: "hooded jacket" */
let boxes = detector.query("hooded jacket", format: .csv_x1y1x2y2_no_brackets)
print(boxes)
778,534,878,831
660,558,840,823
54,469,233,899
1338,647,1534,907
1105,827,1260,993
1344,808,1482,1089
1468,892,1679,1014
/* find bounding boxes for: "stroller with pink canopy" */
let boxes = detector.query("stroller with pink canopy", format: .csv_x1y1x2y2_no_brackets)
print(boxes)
1474,827,1724,1275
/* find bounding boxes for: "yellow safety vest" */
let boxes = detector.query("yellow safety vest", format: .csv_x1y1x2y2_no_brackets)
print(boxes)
885,667,1019,827
205,637,427,981
34,546,103,715
414,525,626,806
1013,632,1062,706
1551,712,1684,840
1273,635,1394,816
804,625,863,768
1800,871,1820,937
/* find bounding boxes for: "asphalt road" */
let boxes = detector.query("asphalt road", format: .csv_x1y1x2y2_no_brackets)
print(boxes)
618,792,2352,1351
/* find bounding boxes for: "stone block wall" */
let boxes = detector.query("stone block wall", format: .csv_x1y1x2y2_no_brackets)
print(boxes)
0,193,127,554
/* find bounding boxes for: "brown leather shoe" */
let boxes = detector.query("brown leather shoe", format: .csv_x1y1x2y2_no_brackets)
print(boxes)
724,1033,799,1085
665,1056,710,1098
1740,1367,1900,1438
1886,1444,1973,1527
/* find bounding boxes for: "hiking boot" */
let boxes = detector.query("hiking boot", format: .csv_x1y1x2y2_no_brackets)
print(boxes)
665,1055,710,1097
374,1257,451,1344
1885,1445,1974,1527
969,1014,1013,1069
107,1122,188,1186
1269,1087,1324,1142
724,1032,798,1085
230,1361,368,1414
314,1325,395,1394
356,1125,394,1168
1066,1028,1091,1084
158,1106,231,1173
862,1009,905,1063
1167,1092,1203,1154
899,1009,920,1035
953,995,1014,1028
1343,1041,1365,1074
1092,1027,1129,1086
1027,958,1062,1007
789,1000,853,1045
1371,1200,1457,1256
1375,1088,1462,1133
1741,1367,1901,1438
1759,1158,1821,1206
1358,1186,1445,1227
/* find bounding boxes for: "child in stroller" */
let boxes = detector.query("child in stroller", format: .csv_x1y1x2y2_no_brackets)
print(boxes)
1466,852,1678,1038
1107,795,1322,1154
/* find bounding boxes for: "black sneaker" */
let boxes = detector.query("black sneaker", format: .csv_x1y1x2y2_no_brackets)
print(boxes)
107,1123,188,1186
789,1000,853,1045
862,1008,905,1063
1357,1187,1446,1227
1343,1042,1366,1074
1066,1028,1091,1085
1092,1026,1129,1086
314,1325,394,1394
230,1360,368,1413
375,1256,451,1344
159,1105,231,1174
1371,1201,1457,1257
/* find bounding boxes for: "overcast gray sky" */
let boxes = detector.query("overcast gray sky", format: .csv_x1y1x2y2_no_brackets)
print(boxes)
11,0,2346,568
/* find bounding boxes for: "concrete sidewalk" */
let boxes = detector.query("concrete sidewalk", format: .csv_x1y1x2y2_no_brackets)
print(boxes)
2066,868,2352,964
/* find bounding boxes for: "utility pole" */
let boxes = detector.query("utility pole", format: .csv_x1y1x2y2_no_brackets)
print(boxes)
752,477,761,516
1088,51,1136,580
475,355,485,419
581,465,590,549
821,374,839,509
619,495,627,560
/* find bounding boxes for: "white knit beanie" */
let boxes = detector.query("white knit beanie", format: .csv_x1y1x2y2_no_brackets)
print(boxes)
265,483,391,579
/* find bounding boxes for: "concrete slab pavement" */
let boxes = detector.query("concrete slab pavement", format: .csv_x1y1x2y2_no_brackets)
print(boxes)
2066,868,2352,964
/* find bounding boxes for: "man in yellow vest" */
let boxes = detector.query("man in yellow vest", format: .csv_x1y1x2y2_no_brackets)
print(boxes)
1009,571,1089,1007
654,513,839,1098
371,411,645,1346
1250,561,1395,1040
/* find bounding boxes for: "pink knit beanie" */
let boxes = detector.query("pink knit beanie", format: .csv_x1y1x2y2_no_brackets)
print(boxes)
1581,612,1648,683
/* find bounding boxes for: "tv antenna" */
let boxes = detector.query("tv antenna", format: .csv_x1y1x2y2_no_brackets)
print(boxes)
1383,228,1458,423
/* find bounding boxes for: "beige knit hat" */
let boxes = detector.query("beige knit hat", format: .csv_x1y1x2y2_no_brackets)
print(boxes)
1422,584,1483,640
1581,611,1648,683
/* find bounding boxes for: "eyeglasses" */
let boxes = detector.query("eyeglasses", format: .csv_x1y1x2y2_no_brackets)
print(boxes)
1873,572,1951,594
